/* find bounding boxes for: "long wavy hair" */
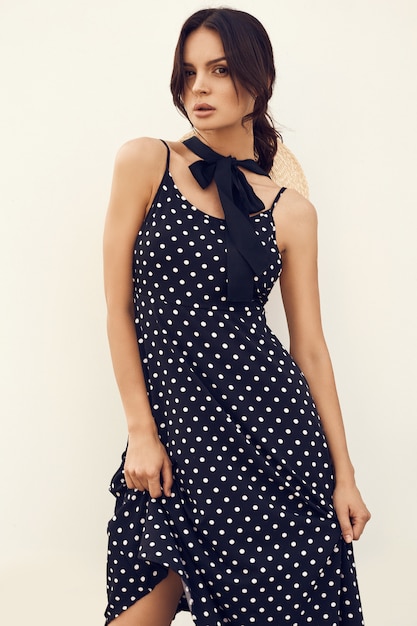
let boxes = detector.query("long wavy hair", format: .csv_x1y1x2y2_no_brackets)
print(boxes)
170,8,281,173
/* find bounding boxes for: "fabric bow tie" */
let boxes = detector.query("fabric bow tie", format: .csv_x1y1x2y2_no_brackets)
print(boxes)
183,136,275,302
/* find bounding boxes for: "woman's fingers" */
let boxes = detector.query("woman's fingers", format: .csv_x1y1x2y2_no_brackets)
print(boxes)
161,456,173,497
335,501,354,543
351,508,372,540
147,473,164,498
333,484,371,543
124,469,146,491
123,434,171,497
145,455,173,498
123,448,173,498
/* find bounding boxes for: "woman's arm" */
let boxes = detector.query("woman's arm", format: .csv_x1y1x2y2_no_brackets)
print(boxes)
275,190,371,542
103,138,172,498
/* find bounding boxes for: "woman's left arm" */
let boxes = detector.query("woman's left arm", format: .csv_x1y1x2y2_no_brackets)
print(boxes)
275,190,371,542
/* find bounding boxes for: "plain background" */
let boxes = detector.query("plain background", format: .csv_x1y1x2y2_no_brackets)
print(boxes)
1,1,416,624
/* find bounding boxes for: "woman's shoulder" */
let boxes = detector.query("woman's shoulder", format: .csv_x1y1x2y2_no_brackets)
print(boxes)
277,187,317,222
113,137,195,180
108,138,172,214
111,137,172,200
114,136,168,171
273,188,317,252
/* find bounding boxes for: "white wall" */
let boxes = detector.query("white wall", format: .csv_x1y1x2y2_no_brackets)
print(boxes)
1,1,416,624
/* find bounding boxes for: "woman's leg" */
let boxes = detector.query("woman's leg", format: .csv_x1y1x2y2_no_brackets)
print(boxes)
111,569,184,626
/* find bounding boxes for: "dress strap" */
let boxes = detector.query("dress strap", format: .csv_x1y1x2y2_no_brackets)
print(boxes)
160,139,171,170
272,187,287,207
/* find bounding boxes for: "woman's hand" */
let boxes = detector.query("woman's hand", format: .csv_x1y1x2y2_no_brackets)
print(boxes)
123,431,173,499
332,482,371,543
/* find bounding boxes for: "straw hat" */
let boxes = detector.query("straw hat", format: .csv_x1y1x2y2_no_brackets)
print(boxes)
180,131,309,199
269,140,309,199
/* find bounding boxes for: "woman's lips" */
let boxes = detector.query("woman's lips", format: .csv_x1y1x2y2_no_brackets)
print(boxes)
193,104,215,117
193,103,215,111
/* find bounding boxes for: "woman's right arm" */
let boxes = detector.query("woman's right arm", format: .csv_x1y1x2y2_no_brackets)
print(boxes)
103,138,173,498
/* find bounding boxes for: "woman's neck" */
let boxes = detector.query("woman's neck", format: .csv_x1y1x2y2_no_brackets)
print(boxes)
192,125,255,161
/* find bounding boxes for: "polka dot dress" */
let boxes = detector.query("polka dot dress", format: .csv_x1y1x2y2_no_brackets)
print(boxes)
105,150,365,625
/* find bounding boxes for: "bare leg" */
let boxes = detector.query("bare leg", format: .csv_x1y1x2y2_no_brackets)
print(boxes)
111,569,184,626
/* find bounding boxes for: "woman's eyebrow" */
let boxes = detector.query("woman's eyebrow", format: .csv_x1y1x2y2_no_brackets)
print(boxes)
183,56,227,67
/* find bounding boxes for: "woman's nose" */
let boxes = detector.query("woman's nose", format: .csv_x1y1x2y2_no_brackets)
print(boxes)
192,73,209,95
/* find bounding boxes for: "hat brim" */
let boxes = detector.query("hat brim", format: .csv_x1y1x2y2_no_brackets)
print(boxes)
269,140,309,198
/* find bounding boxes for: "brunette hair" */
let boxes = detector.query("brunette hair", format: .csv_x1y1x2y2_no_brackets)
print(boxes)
170,8,281,173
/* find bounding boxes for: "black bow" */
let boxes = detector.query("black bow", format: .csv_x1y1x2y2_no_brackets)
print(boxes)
184,136,274,302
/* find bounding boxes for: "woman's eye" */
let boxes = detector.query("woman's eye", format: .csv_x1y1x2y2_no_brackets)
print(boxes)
215,66,228,75
184,69,195,78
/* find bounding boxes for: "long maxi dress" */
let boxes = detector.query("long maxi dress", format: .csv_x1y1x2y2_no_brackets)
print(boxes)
105,140,364,625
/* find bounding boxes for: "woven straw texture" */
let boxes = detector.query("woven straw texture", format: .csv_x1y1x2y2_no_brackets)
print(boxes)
270,141,309,198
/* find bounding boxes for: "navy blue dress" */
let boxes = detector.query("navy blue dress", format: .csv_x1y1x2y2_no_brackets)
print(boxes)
105,145,364,625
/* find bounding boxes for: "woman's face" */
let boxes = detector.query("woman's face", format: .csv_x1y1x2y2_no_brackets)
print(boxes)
182,27,255,133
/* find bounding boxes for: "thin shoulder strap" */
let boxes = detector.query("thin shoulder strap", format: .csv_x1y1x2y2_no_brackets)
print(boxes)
273,186,287,206
160,139,170,169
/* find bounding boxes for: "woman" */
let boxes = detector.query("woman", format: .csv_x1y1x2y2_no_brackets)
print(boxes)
103,8,370,626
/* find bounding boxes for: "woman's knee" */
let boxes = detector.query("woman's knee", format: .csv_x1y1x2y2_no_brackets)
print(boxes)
111,569,184,626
